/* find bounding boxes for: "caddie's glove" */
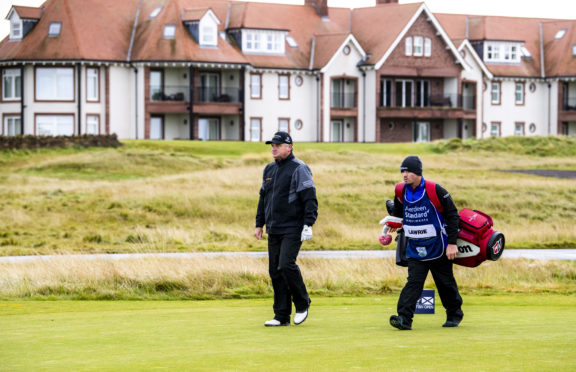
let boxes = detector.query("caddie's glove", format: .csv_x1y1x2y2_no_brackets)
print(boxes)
301,225,313,241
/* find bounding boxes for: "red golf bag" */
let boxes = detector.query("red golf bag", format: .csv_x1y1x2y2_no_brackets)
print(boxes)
454,208,505,267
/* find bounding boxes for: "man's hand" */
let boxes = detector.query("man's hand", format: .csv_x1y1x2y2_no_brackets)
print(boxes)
254,227,263,240
301,225,313,241
446,244,458,260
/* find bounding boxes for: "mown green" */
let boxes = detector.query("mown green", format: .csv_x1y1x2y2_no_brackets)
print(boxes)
1,295,575,371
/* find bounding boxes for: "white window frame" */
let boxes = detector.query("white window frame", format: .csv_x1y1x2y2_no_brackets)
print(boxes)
199,17,217,47
86,115,99,135
485,42,521,63
10,17,22,40
48,22,62,37
278,118,289,132
572,45,576,57
413,36,423,56
424,38,431,57
515,82,524,105
278,74,289,100
3,115,21,136
405,37,413,56
86,68,99,102
2,68,21,100
36,67,74,101
250,73,261,99
395,79,413,107
490,123,501,137
243,30,285,54
163,25,176,39
36,115,74,136
515,122,525,136
491,82,501,104
250,118,261,142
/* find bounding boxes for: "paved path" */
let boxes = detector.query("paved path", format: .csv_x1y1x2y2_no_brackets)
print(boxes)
0,249,575,262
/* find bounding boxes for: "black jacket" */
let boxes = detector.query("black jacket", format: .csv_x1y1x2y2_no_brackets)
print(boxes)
256,152,318,234
392,182,459,245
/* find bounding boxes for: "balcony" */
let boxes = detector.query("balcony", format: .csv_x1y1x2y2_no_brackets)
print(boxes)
331,92,356,109
378,93,476,120
562,96,576,111
195,86,241,103
151,85,189,102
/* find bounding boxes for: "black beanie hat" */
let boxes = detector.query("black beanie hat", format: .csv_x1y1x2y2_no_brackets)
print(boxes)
400,156,423,176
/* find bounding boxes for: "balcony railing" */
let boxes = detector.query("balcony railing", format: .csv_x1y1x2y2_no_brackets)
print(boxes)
380,93,473,109
195,86,240,103
331,92,356,108
151,85,189,102
150,86,241,103
562,96,576,111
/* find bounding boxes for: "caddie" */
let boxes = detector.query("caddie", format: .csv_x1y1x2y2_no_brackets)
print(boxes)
387,155,463,330
254,131,317,327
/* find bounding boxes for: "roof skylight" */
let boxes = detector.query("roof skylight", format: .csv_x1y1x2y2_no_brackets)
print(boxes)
286,35,298,48
48,22,61,37
150,6,163,19
555,29,566,39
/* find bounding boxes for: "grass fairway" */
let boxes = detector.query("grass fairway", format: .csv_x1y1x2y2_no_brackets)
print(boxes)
1,295,575,371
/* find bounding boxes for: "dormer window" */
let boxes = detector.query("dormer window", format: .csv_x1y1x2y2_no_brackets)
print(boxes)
199,14,217,47
573,45,576,57
48,22,61,37
163,25,176,39
555,29,566,40
10,18,23,40
242,29,285,55
484,41,521,63
182,9,220,48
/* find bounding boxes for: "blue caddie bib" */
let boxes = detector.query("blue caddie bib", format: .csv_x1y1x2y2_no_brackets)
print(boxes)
402,184,447,261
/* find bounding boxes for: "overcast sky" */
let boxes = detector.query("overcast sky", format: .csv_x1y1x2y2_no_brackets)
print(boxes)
1,0,575,41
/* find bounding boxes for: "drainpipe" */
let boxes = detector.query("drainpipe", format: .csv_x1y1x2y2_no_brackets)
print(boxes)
316,72,321,142
240,66,245,141
189,66,195,140
362,69,366,142
548,82,552,135
77,63,82,135
20,65,24,134
129,63,139,139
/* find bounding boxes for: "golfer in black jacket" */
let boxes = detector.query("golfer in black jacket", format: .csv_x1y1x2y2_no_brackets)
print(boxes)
254,131,318,327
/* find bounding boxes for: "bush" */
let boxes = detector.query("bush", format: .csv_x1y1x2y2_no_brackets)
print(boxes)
0,134,123,150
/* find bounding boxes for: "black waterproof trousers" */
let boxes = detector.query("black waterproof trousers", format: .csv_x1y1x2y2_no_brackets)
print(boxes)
268,233,310,323
397,255,463,326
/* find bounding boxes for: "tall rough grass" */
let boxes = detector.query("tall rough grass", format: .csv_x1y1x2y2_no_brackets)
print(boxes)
0,256,574,299
0,137,575,256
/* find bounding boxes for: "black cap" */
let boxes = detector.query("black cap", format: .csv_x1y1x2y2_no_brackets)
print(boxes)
400,155,423,176
265,131,293,145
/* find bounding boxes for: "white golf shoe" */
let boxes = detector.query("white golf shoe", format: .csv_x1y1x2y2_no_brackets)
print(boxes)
264,319,290,327
294,299,311,325
294,310,308,325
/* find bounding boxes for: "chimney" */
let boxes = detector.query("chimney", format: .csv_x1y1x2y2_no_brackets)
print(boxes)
305,0,328,17
377,0,399,4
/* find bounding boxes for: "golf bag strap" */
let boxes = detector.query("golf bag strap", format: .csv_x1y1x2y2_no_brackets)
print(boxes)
425,181,443,213
394,182,404,203
394,181,443,213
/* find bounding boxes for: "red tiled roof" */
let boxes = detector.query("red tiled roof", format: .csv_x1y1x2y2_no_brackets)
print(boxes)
350,2,423,66
311,33,349,69
542,20,576,77
181,8,210,22
0,0,139,62
11,6,43,20
130,0,246,64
